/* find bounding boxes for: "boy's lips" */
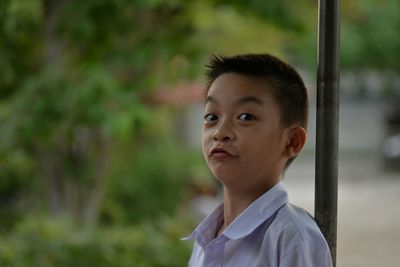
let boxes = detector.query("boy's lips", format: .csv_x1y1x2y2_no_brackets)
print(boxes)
209,147,237,160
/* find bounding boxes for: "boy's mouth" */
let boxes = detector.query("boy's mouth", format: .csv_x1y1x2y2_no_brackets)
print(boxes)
209,147,237,160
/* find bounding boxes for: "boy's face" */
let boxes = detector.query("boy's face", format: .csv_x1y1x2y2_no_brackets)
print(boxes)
202,73,291,192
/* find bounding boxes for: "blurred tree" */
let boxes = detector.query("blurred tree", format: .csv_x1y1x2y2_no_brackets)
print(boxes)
0,0,313,228
341,0,400,70
187,0,315,59
293,0,400,70
0,0,201,226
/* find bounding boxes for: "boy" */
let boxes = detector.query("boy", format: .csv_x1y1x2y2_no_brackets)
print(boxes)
184,54,332,267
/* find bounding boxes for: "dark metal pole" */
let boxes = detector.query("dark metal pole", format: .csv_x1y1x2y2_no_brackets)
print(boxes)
315,0,340,266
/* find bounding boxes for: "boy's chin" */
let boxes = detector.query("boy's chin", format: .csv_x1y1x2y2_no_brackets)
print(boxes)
212,171,243,185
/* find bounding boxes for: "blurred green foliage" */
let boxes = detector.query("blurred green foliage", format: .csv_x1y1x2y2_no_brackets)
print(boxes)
340,0,400,69
0,0,204,228
0,216,192,267
101,133,201,225
292,0,400,70
0,0,306,227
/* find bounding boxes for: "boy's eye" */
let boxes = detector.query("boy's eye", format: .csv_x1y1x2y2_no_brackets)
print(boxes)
204,114,218,122
238,113,255,121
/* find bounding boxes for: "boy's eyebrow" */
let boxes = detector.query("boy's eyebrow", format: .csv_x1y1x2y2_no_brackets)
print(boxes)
205,95,217,104
205,95,264,106
235,96,264,106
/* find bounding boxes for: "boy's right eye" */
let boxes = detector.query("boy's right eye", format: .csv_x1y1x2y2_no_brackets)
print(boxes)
204,114,218,122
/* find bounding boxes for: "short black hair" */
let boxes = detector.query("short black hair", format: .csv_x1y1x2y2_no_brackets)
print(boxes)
205,53,308,169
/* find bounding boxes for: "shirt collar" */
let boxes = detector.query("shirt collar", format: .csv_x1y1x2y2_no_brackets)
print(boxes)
183,182,288,243
181,203,224,246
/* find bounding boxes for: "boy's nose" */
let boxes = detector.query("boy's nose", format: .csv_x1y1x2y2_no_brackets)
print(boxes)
212,123,235,141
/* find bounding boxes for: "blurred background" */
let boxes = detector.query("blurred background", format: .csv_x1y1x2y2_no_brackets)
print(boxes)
0,0,399,266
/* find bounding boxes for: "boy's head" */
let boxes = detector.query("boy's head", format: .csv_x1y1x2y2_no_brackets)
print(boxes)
206,54,308,130
202,54,307,190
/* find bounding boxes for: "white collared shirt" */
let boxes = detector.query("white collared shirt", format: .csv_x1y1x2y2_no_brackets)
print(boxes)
183,182,333,267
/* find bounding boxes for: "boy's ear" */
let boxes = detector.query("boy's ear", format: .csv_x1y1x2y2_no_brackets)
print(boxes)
283,127,306,158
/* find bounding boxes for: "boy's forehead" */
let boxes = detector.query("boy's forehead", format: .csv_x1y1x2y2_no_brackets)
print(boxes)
206,73,276,103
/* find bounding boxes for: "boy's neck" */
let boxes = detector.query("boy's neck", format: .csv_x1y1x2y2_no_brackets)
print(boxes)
217,183,276,236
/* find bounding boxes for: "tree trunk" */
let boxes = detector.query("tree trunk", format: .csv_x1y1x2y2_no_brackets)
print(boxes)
41,0,109,225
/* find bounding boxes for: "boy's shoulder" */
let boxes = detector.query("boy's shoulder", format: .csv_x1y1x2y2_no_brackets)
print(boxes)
268,202,328,251
257,202,333,266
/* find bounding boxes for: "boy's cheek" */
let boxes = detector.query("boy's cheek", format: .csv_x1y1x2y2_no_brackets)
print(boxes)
201,140,210,161
201,131,212,147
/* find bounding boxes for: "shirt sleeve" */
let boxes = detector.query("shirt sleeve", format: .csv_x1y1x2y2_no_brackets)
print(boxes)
280,243,333,267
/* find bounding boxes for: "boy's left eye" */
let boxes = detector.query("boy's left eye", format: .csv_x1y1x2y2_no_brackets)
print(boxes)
238,113,255,121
